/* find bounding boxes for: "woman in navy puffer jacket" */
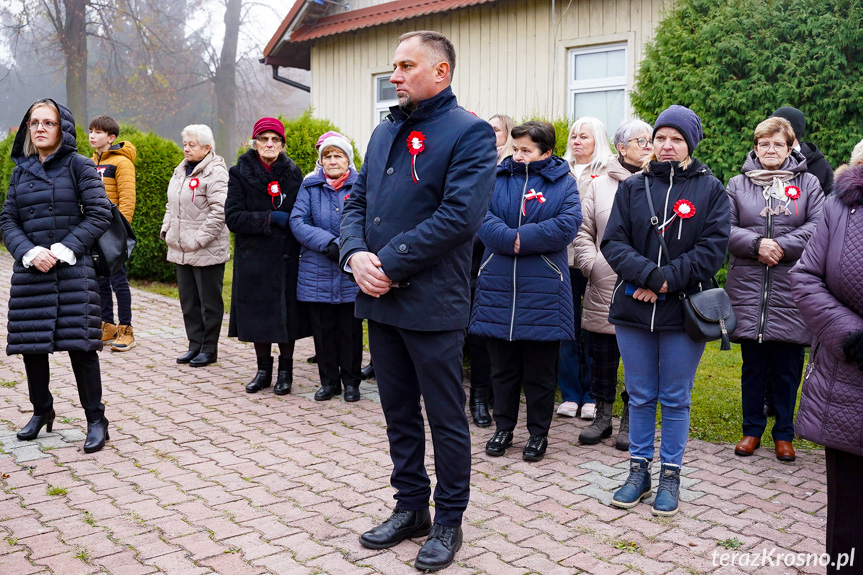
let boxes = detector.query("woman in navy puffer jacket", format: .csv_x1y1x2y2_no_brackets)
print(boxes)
291,135,362,402
470,121,582,463
0,99,112,453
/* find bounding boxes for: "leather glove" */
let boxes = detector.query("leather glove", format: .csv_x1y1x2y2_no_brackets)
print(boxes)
842,329,863,371
323,240,340,262
269,211,289,228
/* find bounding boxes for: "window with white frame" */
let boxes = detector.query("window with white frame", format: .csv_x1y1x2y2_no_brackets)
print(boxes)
568,44,627,132
374,73,398,124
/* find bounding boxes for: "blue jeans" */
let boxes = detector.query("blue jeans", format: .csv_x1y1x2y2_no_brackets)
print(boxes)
558,268,593,404
616,325,705,466
98,265,132,325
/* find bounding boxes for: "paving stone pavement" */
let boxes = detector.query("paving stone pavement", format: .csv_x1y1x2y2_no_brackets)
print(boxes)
0,251,829,574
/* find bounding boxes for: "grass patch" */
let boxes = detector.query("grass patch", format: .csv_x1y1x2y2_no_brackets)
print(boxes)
613,539,643,554
46,485,67,496
0,380,18,388
60,416,80,424
717,537,743,549
74,546,90,563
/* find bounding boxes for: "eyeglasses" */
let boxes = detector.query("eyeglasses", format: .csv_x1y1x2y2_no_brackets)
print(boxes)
757,142,788,151
256,136,282,144
28,120,58,130
627,137,652,149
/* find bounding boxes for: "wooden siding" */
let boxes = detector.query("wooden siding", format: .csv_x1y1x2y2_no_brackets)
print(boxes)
309,0,671,153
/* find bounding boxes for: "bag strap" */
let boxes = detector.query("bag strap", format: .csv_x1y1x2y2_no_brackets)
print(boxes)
643,176,672,266
67,153,83,213
644,176,719,291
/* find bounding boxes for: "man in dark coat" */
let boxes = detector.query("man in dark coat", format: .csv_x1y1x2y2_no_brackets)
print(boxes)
340,30,496,571
772,106,834,196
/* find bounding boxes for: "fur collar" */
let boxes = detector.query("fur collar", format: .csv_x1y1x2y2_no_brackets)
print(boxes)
237,149,299,189
834,165,863,207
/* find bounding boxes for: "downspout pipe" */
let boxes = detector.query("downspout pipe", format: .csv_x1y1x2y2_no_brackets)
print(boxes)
271,65,311,92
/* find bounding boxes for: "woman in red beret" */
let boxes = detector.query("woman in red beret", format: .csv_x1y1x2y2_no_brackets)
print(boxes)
225,118,311,394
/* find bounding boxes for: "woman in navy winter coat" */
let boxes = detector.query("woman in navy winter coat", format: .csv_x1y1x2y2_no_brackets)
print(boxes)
470,121,582,462
0,99,113,453
290,135,363,402
602,106,730,516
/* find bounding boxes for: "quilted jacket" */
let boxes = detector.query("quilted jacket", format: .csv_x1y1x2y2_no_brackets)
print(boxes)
601,158,730,332
160,151,230,267
791,165,863,456
92,141,136,222
469,155,581,342
0,99,112,354
726,150,824,344
290,169,359,304
573,156,633,335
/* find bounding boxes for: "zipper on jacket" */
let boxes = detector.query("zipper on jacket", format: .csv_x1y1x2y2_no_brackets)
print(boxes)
478,253,494,276
650,165,674,332
541,255,564,280
757,195,775,342
509,163,529,341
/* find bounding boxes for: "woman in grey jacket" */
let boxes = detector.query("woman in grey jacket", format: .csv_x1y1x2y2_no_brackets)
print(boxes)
791,164,863,574
725,117,824,462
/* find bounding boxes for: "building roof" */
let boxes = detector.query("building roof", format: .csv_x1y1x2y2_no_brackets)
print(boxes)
263,0,496,70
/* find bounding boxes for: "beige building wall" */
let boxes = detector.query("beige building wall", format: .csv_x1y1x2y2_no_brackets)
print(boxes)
309,0,671,154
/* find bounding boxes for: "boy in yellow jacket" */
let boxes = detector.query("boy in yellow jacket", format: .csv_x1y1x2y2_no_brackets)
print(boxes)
89,115,137,351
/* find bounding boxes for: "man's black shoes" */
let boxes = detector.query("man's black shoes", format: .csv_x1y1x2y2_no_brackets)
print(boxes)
359,508,432,550
415,524,462,572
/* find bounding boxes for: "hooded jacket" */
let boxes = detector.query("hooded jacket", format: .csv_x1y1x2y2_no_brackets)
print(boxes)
291,168,360,304
800,142,834,196
601,158,730,332
725,150,824,344
791,165,863,455
574,155,633,335
160,150,230,267
469,155,581,342
92,141,136,222
0,100,112,354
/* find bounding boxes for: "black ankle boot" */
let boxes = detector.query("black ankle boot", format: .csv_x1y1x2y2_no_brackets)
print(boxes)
83,418,110,453
469,387,491,427
245,356,273,393
314,383,342,401
274,355,292,395
17,409,56,440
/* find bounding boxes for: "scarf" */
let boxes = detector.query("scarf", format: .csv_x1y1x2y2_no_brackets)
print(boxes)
746,168,796,217
258,155,273,173
326,170,350,191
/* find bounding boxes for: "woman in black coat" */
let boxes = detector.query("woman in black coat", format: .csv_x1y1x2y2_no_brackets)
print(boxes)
0,99,112,452
226,117,311,394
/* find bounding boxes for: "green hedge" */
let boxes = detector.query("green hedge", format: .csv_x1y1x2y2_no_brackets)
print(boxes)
0,126,182,282
631,0,863,185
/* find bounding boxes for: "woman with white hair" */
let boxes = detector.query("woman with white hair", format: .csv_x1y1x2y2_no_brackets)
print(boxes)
558,116,615,421
161,124,230,367
574,118,653,449
290,134,364,402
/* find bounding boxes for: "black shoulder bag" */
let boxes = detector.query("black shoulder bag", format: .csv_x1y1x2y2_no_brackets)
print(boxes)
68,154,137,278
643,176,735,350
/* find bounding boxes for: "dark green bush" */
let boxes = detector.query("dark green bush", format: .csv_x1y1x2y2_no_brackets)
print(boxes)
632,0,863,185
237,109,362,175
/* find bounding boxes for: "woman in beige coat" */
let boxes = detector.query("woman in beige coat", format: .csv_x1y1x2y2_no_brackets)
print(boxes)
574,118,653,449
160,124,230,367
558,117,615,421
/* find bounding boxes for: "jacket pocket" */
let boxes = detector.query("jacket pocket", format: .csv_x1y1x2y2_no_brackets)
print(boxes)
541,255,563,281
478,253,494,276
804,342,820,380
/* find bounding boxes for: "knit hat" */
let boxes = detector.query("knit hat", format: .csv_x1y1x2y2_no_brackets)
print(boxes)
771,106,806,140
316,130,345,150
252,117,285,142
652,105,704,154
318,135,355,168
